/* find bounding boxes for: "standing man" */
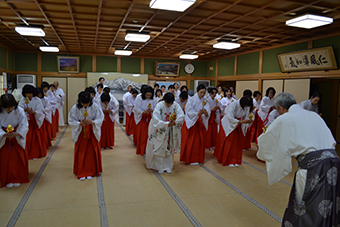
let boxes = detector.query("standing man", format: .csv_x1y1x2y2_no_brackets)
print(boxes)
95,77,108,92
54,81,65,127
257,92,339,227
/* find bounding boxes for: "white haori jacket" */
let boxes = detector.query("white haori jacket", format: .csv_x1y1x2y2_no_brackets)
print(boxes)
207,96,222,124
133,95,156,125
299,99,319,113
221,100,252,138
122,92,132,112
125,94,136,116
220,96,236,115
265,109,279,127
55,88,65,108
253,98,261,111
0,107,28,149
147,101,185,158
45,90,57,114
99,98,119,125
258,96,275,121
41,97,53,124
18,97,44,129
175,97,187,110
68,103,104,143
184,93,210,130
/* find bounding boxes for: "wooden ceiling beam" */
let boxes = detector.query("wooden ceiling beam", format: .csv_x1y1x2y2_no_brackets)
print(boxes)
93,0,103,51
65,0,81,50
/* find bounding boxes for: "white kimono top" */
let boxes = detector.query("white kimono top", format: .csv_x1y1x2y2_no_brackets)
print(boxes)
299,99,319,113
45,90,57,114
265,109,279,127
184,93,210,130
207,96,222,124
216,93,223,101
68,103,104,143
258,96,275,121
220,96,236,115
257,104,336,186
18,97,44,129
123,92,132,110
0,107,28,149
147,101,185,156
55,88,65,108
253,98,261,111
175,97,187,110
99,97,119,125
133,95,156,125
221,100,252,138
174,90,181,98
41,97,53,124
125,94,136,116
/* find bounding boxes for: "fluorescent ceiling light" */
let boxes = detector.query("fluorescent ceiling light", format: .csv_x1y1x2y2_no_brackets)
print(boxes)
114,50,132,56
150,0,196,12
39,46,59,52
132,74,140,77
286,14,333,29
15,26,45,37
213,41,241,50
180,54,198,59
125,33,150,42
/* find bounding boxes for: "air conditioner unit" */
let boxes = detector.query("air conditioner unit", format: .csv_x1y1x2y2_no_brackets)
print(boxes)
16,74,36,89
194,80,210,93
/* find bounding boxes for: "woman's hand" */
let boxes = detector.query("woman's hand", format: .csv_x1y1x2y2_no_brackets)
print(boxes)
4,132,19,139
168,121,176,127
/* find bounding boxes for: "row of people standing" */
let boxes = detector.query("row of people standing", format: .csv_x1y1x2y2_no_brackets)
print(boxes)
0,82,65,188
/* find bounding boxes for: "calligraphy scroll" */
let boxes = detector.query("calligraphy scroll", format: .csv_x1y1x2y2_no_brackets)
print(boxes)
277,46,338,73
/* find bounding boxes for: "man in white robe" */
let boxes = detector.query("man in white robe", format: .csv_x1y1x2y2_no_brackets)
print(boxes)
145,93,184,174
257,92,338,227
54,81,65,127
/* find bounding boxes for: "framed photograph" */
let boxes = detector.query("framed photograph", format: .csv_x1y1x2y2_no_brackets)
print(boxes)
155,62,180,77
277,46,338,73
58,56,79,73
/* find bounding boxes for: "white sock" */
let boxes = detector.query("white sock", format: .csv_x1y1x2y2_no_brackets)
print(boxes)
190,162,199,166
158,170,164,174
87,176,92,180
229,164,235,167
6,183,14,188
79,177,86,181
166,169,172,174
13,183,20,187
235,164,240,167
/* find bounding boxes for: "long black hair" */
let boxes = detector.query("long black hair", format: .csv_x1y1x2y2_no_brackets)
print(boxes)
0,94,18,113
85,87,96,95
131,88,138,95
163,93,175,104
141,86,154,100
265,87,276,97
76,91,93,109
240,96,253,114
196,84,206,92
100,92,111,103
22,84,37,97
223,88,231,98
36,87,44,99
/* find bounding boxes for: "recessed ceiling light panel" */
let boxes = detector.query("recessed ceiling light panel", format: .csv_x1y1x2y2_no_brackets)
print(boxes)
15,26,45,37
150,0,196,12
114,50,132,56
213,41,241,50
286,14,333,29
125,33,150,42
39,46,59,52
179,54,199,59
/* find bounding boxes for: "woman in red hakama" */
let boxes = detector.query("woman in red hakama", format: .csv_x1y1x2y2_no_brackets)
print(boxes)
125,89,138,136
37,87,53,149
19,85,45,160
69,91,104,180
205,87,221,150
99,92,119,148
214,96,253,167
0,94,29,188
133,86,155,156
180,84,210,165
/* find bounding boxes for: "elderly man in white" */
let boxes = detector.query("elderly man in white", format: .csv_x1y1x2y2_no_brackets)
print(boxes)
54,81,65,127
257,92,339,227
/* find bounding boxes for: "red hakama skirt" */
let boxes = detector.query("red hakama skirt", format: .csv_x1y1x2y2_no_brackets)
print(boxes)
39,121,48,153
205,110,218,149
0,127,29,188
249,111,258,142
74,125,102,179
214,124,243,166
26,114,45,159
45,120,53,147
125,112,135,136
135,113,151,155
255,115,264,145
180,118,206,164
100,113,115,148
52,109,59,137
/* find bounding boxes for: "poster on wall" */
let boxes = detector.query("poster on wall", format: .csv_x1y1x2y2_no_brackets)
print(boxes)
277,46,338,73
155,62,180,77
58,56,79,73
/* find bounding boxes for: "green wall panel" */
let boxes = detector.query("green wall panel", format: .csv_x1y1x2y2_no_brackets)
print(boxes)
210,81,216,87
144,58,188,76
42,53,58,72
96,56,117,72
208,60,216,77
313,35,340,66
79,55,92,72
263,42,308,73
15,52,37,71
0,46,6,69
191,61,208,77
190,81,194,91
8,50,14,70
218,56,235,76
121,57,140,74
237,52,259,75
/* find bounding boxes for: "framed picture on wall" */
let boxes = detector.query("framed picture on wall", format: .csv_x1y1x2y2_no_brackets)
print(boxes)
58,56,79,73
155,62,180,77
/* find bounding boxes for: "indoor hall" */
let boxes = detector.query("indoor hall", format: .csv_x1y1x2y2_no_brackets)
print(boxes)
1,0,340,226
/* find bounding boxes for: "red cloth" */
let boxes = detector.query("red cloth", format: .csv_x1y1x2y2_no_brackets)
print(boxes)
39,121,48,153
255,115,264,145
135,113,151,155
51,111,57,139
100,113,115,148
243,129,252,150
74,124,102,179
0,127,29,188
249,111,258,142
26,113,45,159
52,109,59,134
205,110,218,149
125,112,135,136
180,118,206,164
214,124,243,166
45,120,53,147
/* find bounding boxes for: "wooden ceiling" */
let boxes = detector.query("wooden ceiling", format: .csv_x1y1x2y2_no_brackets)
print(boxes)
0,0,340,60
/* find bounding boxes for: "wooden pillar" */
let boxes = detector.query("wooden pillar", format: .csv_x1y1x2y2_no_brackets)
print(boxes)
6,49,8,69
141,58,145,74
37,52,42,72
234,56,237,76
258,79,263,94
259,50,263,74
117,56,121,72
92,55,96,72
